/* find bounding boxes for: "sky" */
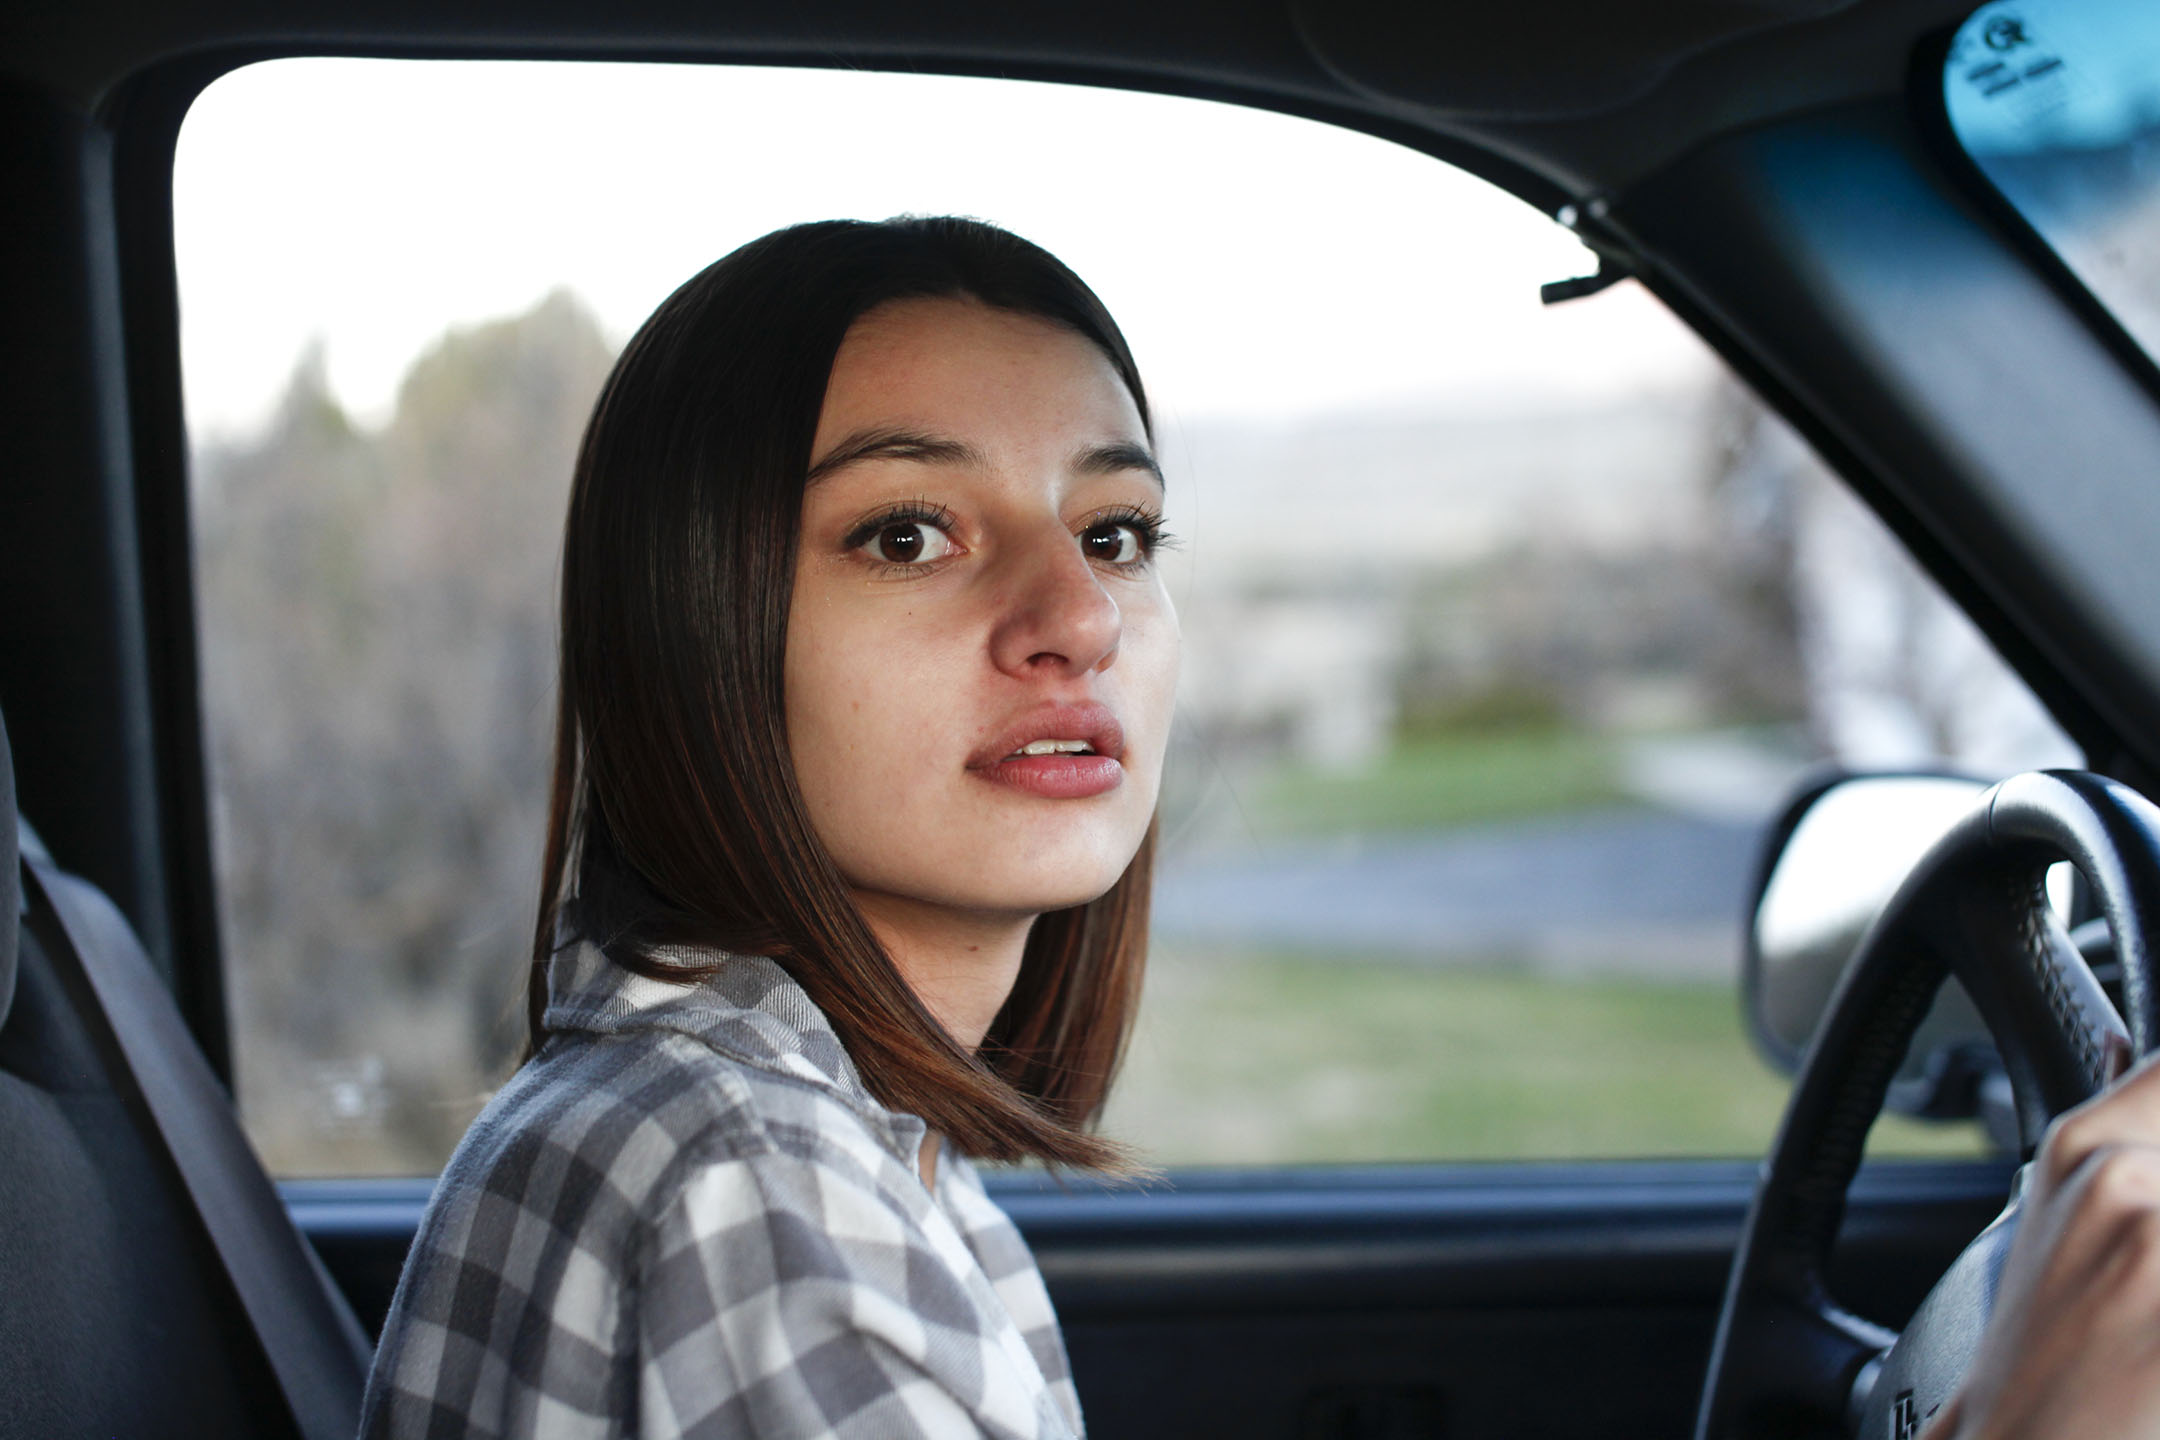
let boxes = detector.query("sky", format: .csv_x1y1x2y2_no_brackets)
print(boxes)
172,58,1717,444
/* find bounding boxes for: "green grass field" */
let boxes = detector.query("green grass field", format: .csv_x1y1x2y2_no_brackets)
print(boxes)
1102,947,1986,1166
1248,728,1627,836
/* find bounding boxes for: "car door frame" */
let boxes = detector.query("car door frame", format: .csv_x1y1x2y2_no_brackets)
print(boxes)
8,11,2159,1433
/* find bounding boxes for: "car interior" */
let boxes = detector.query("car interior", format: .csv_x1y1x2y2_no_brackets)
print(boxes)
7,0,2160,1436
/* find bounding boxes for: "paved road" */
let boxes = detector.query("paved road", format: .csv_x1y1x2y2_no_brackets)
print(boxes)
1151,807,1766,978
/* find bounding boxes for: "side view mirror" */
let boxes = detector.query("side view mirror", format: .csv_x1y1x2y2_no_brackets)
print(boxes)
1745,772,2006,1123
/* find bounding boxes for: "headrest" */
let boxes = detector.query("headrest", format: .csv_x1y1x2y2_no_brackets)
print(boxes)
1,705,17,1032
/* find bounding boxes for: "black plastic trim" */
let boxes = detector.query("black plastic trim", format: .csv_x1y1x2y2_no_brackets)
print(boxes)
144,41,1572,230
0,79,172,982
103,57,234,1077
286,1158,2014,1329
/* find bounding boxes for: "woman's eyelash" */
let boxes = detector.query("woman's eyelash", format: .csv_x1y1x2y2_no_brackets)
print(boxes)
841,500,956,554
1085,505,1178,559
839,501,1177,569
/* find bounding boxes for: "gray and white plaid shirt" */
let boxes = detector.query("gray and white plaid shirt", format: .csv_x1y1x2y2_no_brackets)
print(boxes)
360,941,1084,1439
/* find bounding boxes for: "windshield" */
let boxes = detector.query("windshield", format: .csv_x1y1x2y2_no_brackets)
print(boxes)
1943,1,2160,360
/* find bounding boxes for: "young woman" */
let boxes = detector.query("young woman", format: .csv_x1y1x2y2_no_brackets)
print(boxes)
358,210,2160,1440
360,216,1176,1438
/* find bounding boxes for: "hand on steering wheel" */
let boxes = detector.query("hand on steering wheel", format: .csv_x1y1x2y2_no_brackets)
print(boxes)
1932,1049,2160,1439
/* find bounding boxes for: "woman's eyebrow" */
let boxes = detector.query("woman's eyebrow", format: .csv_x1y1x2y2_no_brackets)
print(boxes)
1075,440,1165,489
806,427,984,484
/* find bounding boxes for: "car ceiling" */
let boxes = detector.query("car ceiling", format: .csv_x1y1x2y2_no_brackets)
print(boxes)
3,0,1981,204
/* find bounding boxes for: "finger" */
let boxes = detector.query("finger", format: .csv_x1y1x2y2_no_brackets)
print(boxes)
2087,1201,2160,1329
2019,1144,2160,1309
2038,1051,2160,1192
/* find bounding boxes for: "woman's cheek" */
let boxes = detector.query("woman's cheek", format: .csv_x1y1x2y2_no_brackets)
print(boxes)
783,602,880,820
1127,592,1182,779
811,605,967,790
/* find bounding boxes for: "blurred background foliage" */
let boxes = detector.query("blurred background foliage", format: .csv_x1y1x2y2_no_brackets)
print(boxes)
197,292,611,1169
196,289,2041,1175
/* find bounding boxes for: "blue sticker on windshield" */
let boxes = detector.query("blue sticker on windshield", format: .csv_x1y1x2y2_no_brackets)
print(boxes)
1942,0,2160,368
1948,0,2160,154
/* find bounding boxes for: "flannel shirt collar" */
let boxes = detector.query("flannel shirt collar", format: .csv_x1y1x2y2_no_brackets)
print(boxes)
543,940,882,1114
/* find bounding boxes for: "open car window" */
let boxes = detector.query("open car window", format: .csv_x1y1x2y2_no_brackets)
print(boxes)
176,59,2080,1177
1943,0,2160,365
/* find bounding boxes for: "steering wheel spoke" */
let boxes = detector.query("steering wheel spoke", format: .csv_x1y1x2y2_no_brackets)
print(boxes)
1850,1200,2021,1440
1710,1280,1893,1437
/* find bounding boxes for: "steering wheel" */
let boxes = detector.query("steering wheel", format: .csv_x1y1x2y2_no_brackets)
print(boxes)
1694,770,2160,1440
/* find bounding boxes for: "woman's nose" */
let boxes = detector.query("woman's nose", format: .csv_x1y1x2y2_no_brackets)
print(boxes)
988,528,1122,677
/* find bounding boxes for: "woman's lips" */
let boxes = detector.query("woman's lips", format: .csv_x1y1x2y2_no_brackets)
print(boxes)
967,708,1123,798
976,751,1124,799
967,702,1126,799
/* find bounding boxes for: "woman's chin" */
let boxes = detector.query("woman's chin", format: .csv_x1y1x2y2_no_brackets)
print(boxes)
890,856,1136,920
961,873,1129,918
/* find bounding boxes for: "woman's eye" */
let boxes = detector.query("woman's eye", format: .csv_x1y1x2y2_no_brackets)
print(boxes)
1080,520,1147,565
861,520,957,566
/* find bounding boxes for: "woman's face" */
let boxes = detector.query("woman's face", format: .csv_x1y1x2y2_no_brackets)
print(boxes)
786,295,1179,923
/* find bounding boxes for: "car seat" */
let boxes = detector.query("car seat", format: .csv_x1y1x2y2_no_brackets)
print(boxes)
0,703,368,1438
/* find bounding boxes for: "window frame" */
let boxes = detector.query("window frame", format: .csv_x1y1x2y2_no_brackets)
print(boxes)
111,35,2146,1156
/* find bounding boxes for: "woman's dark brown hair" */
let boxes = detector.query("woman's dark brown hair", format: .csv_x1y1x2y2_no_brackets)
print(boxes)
527,216,1155,1169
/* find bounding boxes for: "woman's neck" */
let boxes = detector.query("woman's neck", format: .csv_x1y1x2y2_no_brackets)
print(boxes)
851,890,1034,1052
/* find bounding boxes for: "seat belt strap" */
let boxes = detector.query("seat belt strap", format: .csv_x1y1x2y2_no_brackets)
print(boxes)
21,851,371,1440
